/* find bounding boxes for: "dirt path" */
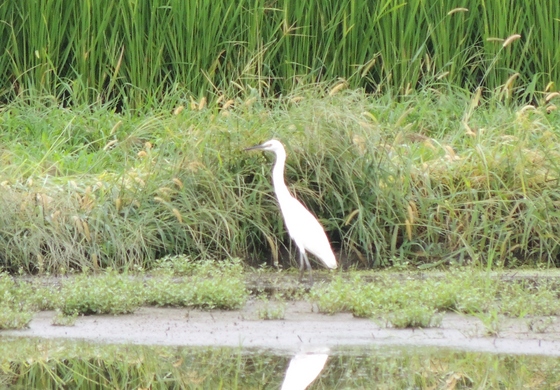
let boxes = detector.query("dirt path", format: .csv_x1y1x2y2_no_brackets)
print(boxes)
4,299,560,356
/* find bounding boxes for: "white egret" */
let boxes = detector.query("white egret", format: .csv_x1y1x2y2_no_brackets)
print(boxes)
245,139,337,281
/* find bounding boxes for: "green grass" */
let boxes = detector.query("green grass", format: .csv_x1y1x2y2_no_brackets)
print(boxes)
310,270,560,328
51,310,78,326
2,268,560,331
2,1,559,107
2,88,560,273
59,270,143,315
144,256,248,309
256,296,287,320
0,257,248,329
0,274,35,329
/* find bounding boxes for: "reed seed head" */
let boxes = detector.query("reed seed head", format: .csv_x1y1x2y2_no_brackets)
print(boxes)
173,105,185,115
172,208,183,223
545,92,560,102
447,8,468,15
502,34,521,48
198,97,207,110
222,99,234,110
103,139,118,151
110,121,122,135
172,178,184,189
329,81,347,96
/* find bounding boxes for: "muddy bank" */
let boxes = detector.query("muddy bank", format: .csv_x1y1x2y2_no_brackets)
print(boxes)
3,300,560,356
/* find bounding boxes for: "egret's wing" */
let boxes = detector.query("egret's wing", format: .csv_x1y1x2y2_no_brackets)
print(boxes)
280,197,337,269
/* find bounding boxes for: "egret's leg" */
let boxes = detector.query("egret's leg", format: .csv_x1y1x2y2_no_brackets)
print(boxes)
298,250,305,282
302,252,313,284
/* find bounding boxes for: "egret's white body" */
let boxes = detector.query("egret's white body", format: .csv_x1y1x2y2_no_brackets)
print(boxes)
246,140,337,280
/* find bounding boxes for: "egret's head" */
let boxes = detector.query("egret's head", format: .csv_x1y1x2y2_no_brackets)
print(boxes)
244,139,285,153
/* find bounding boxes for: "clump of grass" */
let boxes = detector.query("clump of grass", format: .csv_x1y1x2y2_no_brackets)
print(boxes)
474,308,503,336
0,257,248,328
58,270,143,315
0,308,34,330
0,273,35,329
500,280,560,317
311,274,451,327
256,296,286,320
182,277,248,310
385,304,443,328
58,261,248,314
144,257,248,310
142,275,186,307
310,270,560,328
310,277,356,314
30,284,63,311
52,310,78,326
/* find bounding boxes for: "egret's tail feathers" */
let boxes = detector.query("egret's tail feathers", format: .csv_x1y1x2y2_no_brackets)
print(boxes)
318,251,337,269
325,257,338,269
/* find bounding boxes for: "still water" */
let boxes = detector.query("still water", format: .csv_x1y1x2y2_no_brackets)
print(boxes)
1,337,560,389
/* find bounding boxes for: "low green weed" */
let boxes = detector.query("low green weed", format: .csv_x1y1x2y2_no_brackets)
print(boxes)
385,304,443,328
184,277,248,310
144,257,248,309
143,275,187,307
0,274,35,329
0,308,34,330
309,276,356,314
30,284,62,311
0,257,247,330
499,280,560,317
474,308,503,336
256,295,287,320
311,274,446,327
310,270,560,328
58,271,143,315
52,310,78,326
1,268,560,331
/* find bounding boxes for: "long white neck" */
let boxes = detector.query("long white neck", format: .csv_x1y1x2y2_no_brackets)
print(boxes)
271,146,292,202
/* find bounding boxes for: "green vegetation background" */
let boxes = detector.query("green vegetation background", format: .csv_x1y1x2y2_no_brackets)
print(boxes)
1,1,560,273
2,0,559,107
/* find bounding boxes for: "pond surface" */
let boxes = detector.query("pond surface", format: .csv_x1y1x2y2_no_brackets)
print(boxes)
2,301,560,388
1,338,560,389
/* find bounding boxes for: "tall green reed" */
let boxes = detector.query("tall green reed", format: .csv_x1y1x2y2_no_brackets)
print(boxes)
2,1,559,108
